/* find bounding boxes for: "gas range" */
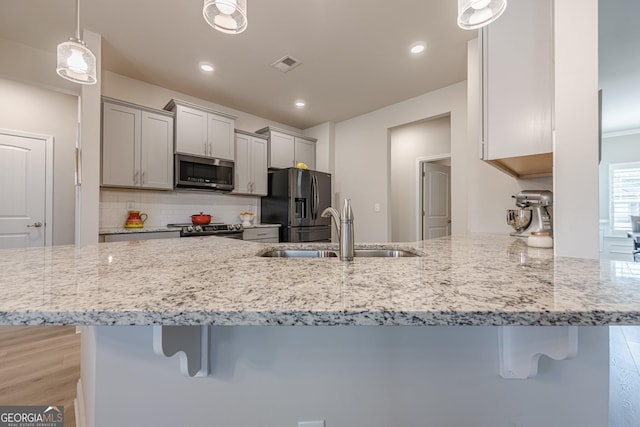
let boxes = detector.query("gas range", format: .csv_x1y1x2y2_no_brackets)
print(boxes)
167,223,244,239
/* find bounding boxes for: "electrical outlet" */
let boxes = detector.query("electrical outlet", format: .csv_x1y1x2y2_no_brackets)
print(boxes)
298,421,325,427
374,203,381,213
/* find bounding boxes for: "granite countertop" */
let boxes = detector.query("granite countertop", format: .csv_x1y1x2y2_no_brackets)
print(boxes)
1,234,640,326
99,226,177,235
99,224,280,234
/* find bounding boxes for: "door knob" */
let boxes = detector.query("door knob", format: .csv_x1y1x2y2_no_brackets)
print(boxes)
27,222,43,228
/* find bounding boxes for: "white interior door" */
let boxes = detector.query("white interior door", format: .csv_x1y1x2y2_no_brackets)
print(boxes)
0,132,47,248
422,162,451,240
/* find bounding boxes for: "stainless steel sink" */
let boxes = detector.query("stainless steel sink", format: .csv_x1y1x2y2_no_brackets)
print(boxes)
259,248,420,258
352,249,418,257
260,249,338,258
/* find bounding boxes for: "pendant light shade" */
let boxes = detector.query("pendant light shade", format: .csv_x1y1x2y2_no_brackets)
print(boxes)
56,39,96,85
457,0,507,30
56,0,97,85
203,0,248,34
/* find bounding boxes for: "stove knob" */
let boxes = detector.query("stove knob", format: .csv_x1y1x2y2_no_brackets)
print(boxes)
227,224,234,231
231,224,239,231
187,226,194,232
194,225,202,232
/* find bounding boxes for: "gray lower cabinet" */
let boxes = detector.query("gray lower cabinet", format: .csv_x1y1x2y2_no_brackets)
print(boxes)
233,130,268,196
243,227,279,243
102,98,174,190
99,231,181,242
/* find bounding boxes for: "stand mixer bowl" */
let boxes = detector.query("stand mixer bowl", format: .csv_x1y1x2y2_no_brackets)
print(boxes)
507,209,532,233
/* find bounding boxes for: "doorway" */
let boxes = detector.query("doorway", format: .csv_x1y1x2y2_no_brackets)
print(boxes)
420,158,451,240
390,115,451,243
0,129,53,248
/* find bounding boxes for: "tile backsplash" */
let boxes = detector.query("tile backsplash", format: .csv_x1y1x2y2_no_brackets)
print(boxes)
100,188,260,228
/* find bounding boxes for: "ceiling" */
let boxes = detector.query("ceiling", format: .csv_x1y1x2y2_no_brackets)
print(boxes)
599,0,640,134
0,0,476,130
1,1,637,132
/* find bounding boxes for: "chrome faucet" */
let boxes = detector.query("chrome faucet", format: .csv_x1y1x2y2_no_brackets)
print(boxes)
322,199,354,261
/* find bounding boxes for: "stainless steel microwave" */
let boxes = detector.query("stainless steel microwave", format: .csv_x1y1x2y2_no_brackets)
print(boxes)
174,153,234,191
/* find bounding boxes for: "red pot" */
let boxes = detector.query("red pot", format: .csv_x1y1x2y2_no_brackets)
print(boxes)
191,212,212,225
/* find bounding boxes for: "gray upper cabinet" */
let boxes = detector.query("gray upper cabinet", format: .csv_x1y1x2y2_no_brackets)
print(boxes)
102,98,174,190
269,131,295,169
480,0,553,178
165,99,236,161
233,130,268,196
294,137,316,170
255,126,317,170
174,104,207,157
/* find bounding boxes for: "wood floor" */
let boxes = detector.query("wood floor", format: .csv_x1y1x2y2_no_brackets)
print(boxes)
610,326,640,427
0,326,80,427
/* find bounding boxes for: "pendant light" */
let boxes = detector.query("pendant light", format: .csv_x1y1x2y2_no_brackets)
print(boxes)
203,0,248,34
56,0,97,85
457,0,507,30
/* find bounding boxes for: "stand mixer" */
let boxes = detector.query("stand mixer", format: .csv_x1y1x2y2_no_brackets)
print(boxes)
506,190,553,237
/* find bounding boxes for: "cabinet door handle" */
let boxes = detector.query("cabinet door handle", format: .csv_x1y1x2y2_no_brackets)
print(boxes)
134,171,139,185
141,171,146,185
75,147,82,186
27,222,43,228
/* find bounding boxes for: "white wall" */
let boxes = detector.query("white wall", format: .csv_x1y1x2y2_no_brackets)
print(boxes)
0,37,79,97
553,0,600,258
304,121,334,175
390,116,451,242
0,77,77,245
333,82,467,243
88,326,609,427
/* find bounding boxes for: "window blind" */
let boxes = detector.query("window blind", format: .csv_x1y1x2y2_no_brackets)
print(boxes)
610,162,640,230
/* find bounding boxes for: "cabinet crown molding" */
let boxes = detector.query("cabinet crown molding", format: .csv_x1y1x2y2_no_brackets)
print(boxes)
164,98,237,120
255,126,317,143
101,96,174,117
235,129,268,139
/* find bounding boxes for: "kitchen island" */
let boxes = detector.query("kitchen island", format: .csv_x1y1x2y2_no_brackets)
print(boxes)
0,235,636,426
1,234,639,326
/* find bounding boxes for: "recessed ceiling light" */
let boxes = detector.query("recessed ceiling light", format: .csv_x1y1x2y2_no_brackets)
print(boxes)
410,42,426,55
199,63,215,72
295,101,306,108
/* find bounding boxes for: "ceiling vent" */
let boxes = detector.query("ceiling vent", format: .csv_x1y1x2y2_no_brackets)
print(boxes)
271,55,302,73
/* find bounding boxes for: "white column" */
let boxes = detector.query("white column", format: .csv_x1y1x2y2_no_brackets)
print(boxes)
77,30,102,246
553,0,599,258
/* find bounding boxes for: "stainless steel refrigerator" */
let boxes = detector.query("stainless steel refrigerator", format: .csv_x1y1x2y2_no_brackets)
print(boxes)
261,168,332,242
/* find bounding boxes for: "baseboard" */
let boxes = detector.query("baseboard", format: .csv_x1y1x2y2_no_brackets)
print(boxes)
74,379,87,427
